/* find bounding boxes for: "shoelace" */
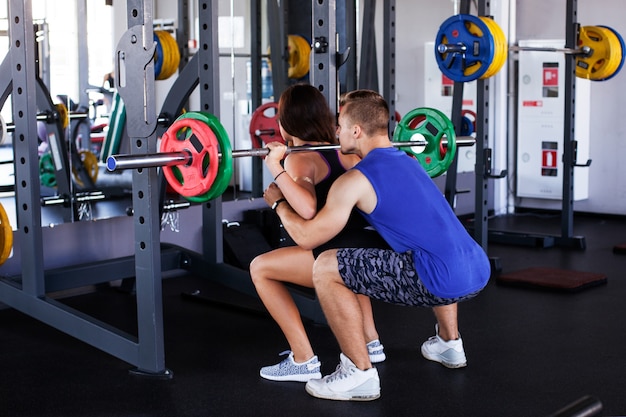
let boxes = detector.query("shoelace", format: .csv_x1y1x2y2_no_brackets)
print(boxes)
325,363,352,384
425,336,439,345
277,350,320,370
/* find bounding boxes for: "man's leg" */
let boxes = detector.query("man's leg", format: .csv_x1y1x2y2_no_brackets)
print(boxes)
422,303,467,368
312,250,371,370
306,250,380,401
432,303,459,341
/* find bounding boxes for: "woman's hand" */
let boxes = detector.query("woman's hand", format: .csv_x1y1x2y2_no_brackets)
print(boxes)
264,141,288,171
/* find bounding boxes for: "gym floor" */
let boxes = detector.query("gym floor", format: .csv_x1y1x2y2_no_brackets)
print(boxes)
0,212,624,417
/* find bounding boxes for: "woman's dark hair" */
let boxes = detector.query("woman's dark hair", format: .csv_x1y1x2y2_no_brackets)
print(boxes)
277,83,337,144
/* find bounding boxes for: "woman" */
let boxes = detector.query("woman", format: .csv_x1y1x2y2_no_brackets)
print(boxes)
250,84,389,383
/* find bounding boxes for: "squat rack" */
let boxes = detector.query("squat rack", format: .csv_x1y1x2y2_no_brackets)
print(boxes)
0,0,341,377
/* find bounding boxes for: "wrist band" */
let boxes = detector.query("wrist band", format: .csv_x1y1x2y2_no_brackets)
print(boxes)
274,170,287,181
271,198,287,211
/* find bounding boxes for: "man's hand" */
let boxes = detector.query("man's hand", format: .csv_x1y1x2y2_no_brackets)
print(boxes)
263,182,285,208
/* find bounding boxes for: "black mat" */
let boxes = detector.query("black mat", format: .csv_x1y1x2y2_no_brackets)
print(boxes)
496,267,607,292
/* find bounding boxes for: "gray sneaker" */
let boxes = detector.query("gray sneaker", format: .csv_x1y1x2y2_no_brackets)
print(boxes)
366,339,386,363
260,351,322,382
420,325,467,368
305,353,380,401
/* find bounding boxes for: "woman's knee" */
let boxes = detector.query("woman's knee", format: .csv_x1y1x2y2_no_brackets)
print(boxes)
249,253,268,285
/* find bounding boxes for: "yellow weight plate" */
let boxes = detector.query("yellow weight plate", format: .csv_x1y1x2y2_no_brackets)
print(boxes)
160,30,178,80
576,26,622,81
73,150,99,187
479,16,508,79
164,30,181,78
55,103,69,129
287,34,311,79
155,30,180,80
0,202,13,266
586,26,621,80
460,20,488,79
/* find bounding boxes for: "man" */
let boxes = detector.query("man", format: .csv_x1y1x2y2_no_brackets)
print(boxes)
263,90,490,401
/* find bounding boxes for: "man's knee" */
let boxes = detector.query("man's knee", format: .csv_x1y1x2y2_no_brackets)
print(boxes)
312,249,340,288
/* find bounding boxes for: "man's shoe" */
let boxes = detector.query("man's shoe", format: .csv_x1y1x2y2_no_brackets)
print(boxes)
305,353,380,401
366,339,386,363
421,325,467,368
260,351,322,382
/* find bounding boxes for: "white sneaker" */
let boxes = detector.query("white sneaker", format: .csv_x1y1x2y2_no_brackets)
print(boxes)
305,353,380,401
421,325,467,368
260,351,322,382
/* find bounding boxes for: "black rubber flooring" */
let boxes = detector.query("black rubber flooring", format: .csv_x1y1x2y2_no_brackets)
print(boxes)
0,212,625,417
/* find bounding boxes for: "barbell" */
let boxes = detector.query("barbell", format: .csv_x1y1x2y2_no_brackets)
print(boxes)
435,14,624,82
107,107,476,202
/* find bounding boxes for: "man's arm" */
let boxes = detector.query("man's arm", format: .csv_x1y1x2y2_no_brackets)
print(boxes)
273,169,374,250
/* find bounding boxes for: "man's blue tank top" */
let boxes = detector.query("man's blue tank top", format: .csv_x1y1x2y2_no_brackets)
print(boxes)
354,147,490,298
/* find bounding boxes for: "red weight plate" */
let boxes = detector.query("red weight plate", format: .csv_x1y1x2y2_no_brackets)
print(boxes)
249,102,283,149
160,118,219,197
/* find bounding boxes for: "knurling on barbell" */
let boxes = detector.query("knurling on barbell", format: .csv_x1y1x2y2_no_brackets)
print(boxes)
107,109,476,201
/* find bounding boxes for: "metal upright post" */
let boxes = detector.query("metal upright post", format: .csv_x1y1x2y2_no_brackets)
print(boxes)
358,0,378,92
557,0,585,249
474,0,490,250
311,0,338,115
197,0,223,264
444,0,471,209
339,0,357,94
251,0,264,197
267,0,288,99
9,0,46,297
76,0,90,109
177,0,190,71
382,0,396,134
115,0,169,377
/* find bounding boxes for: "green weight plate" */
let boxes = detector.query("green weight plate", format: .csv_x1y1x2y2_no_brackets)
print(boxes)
177,112,233,202
39,153,57,187
393,107,457,178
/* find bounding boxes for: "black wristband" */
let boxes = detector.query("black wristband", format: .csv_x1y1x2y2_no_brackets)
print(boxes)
274,170,288,181
271,198,287,211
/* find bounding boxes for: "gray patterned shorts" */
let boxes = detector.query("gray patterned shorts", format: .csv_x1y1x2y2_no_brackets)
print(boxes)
336,248,479,307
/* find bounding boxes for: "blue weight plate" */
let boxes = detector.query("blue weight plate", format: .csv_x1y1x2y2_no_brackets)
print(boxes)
153,32,164,78
434,14,495,83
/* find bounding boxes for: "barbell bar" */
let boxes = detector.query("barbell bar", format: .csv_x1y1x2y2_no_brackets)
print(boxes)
509,45,592,56
437,43,592,56
2,111,89,132
106,137,476,172
107,107,472,200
